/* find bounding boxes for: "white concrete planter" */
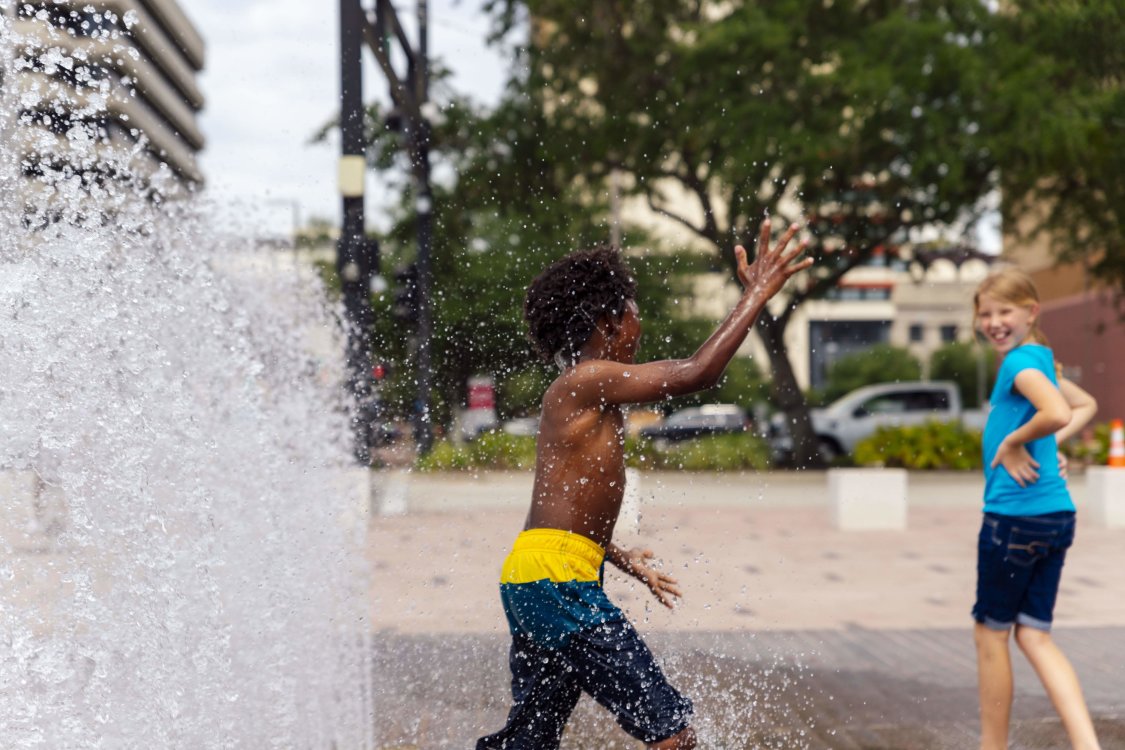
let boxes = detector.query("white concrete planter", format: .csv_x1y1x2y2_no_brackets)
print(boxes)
829,468,908,531
1086,466,1125,529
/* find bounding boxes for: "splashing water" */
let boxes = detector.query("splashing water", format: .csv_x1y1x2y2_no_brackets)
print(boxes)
0,12,373,749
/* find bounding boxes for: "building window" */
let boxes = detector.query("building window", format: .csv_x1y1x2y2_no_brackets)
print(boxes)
909,324,924,343
808,320,892,389
940,325,958,343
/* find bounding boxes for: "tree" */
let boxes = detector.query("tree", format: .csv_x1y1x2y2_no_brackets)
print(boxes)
317,80,722,429
930,341,995,409
819,344,922,405
484,0,1010,465
988,1,1125,295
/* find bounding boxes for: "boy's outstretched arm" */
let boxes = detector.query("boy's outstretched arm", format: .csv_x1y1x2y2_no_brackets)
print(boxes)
606,543,682,609
568,217,812,407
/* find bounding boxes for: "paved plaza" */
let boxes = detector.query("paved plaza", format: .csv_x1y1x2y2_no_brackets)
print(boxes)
368,470,1125,749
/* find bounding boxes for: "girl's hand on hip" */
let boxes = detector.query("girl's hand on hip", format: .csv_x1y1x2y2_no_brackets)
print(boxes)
992,439,1040,487
1057,451,1069,480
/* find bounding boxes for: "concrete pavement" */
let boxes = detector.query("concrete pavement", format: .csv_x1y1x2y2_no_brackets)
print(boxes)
367,469,1125,749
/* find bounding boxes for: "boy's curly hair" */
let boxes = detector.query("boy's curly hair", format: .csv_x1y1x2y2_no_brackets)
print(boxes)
524,245,637,366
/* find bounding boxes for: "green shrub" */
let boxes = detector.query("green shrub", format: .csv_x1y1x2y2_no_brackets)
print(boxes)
854,421,982,470
820,344,923,404
626,433,771,472
417,432,771,472
929,342,996,409
1061,421,1111,466
415,432,537,471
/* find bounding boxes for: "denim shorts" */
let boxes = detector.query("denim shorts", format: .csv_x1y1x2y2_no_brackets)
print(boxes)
476,619,693,749
972,511,1075,632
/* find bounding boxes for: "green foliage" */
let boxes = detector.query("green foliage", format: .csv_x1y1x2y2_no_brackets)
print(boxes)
414,432,538,472
854,421,983,471
320,78,725,431
498,367,553,419
1060,421,1111,467
626,434,772,472
929,342,996,409
989,1,1125,295
819,345,922,404
416,431,771,471
483,0,1023,467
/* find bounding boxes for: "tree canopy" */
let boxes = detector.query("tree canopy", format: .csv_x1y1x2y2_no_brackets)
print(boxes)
479,0,1124,464
483,0,1014,464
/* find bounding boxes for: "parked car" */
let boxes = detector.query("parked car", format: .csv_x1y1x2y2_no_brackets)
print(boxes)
358,398,401,448
502,416,540,437
770,381,987,463
639,404,751,442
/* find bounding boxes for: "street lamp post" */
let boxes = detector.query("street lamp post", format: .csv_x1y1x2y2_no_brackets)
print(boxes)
337,0,378,464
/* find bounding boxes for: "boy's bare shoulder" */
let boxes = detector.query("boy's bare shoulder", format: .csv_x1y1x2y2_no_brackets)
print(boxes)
541,361,621,417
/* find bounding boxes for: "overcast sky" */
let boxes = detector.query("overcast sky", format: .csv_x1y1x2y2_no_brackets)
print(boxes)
190,0,507,238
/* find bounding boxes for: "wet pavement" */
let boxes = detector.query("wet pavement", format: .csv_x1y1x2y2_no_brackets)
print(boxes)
368,470,1125,749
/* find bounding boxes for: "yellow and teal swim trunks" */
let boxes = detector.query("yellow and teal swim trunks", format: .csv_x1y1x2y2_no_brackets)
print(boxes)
499,528,624,649
480,528,693,748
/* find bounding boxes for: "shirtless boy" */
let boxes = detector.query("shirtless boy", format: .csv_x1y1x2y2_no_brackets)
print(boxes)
476,218,810,750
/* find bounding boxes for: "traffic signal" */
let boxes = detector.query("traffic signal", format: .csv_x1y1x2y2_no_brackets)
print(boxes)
392,264,419,323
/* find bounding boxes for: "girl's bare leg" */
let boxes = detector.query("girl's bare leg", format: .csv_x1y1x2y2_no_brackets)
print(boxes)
1015,625,1100,750
975,623,1013,750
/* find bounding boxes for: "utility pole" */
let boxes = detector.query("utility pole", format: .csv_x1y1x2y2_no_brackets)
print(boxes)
337,0,378,464
362,0,435,454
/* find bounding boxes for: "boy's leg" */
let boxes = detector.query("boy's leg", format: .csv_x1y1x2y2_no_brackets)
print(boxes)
974,623,1013,750
648,726,696,749
477,635,582,750
561,619,693,747
1014,626,1100,750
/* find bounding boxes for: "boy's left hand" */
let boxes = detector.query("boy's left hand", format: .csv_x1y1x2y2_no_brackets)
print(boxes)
620,547,682,609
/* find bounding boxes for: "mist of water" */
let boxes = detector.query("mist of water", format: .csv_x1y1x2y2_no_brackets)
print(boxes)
1,11,373,749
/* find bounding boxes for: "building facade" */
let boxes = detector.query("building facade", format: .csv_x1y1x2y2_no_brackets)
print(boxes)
5,0,205,187
1005,216,1125,424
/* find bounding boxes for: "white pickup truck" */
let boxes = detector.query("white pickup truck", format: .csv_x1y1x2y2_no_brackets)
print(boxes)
771,381,988,462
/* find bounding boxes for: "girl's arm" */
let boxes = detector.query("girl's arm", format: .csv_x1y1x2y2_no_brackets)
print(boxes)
993,369,1072,486
1054,377,1097,444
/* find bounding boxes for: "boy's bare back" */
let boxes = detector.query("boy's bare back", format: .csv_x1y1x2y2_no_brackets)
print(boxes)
522,218,811,555
527,367,630,548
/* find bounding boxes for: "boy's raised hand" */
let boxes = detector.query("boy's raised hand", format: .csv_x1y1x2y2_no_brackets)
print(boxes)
735,217,812,302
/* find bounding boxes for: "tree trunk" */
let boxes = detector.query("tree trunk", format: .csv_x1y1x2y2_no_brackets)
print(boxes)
756,313,825,469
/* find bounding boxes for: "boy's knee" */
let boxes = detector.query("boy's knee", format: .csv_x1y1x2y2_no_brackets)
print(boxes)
1014,624,1051,653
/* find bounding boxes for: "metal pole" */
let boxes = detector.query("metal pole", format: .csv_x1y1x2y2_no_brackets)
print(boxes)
411,0,435,454
338,0,375,464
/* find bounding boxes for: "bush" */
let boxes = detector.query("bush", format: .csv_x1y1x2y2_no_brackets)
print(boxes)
1061,421,1111,467
819,344,923,404
854,421,982,470
626,433,772,472
415,432,537,471
929,342,995,409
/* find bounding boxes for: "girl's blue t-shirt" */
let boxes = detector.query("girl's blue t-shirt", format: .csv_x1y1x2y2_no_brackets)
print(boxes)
982,343,1073,516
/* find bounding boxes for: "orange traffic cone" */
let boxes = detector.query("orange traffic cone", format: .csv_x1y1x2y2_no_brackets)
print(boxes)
1109,419,1125,467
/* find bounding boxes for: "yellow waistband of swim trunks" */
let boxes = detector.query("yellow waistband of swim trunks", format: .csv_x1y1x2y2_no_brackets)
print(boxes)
510,528,605,569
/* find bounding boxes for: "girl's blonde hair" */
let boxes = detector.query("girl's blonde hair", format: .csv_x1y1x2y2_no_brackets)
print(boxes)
973,267,1050,347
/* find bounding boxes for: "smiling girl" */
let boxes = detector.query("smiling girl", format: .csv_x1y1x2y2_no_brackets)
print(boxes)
972,268,1101,750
